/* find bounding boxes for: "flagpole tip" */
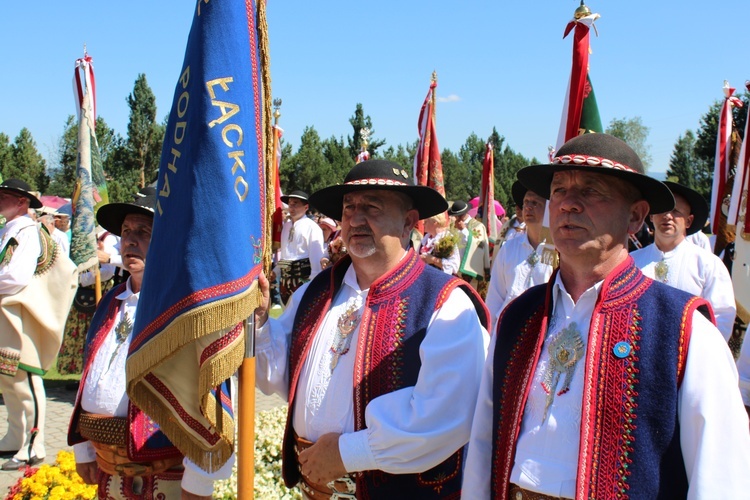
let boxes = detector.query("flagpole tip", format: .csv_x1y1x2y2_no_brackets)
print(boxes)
431,71,438,84
574,1,591,19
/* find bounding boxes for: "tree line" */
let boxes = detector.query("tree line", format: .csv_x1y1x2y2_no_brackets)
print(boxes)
0,77,746,211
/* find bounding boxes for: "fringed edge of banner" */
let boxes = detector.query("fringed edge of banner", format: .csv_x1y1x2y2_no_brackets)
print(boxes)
126,282,261,471
128,379,234,473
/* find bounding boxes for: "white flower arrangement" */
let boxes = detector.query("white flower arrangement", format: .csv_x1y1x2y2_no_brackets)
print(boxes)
213,405,302,499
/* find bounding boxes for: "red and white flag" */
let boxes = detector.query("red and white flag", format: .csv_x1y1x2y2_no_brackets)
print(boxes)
710,81,743,232
73,52,96,122
479,142,498,250
356,150,370,164
728,81,750,235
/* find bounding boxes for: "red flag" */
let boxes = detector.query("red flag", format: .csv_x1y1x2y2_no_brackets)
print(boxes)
711,81,744,232
356,150,370,163
728,81,750,235
479,142,498,253
555,8,603,151
414,78,445,196
272,124,284,250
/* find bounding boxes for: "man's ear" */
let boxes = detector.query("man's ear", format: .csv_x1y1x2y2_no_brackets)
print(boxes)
403,209,419,237
629,199,651,235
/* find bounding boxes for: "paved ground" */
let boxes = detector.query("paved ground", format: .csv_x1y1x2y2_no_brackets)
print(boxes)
0,380,285,496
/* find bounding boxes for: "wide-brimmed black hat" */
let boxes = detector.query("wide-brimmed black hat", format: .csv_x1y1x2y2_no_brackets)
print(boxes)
280,190,309,205
309,159,448,221
517,134,675,214
0,179,42,209
96,188,156,236
511,180,528,208
660,181,709,235
448,200,469,217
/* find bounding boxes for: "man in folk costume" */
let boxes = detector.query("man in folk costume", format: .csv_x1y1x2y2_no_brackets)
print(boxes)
449,200,491,298
463,134,750,499
67,193,233,499
254,159,489,498
0,179,77,470
485,182,554,334
277,190,325,304
632,181,736,341
496,181,527,248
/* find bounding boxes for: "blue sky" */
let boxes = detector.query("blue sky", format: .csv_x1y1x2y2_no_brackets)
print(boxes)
1,1,748,184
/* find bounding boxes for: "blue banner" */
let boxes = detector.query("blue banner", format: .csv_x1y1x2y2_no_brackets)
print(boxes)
127,0,267,471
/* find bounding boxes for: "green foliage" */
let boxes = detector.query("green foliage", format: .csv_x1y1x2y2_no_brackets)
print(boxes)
0,133,14,181
380,142,415,172
126,74,160,188
666,130,710,197
347,103,386,159
323,135,355,183
6,128,48,190
606,116,652,171
281,126,337,195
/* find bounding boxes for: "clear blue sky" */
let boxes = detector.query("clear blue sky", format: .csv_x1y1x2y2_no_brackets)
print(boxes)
1,1,748,185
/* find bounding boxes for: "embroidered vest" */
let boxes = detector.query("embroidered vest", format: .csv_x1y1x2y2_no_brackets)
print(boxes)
490,257,713,500
68,284,182,462
282,250,488,498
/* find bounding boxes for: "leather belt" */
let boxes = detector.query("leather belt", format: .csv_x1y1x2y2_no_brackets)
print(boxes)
294,433,356,499
509,483,570,500
78,411,128,446
90,440,183,478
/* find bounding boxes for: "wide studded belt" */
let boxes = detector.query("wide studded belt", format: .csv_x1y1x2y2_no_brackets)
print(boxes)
509,483,571,500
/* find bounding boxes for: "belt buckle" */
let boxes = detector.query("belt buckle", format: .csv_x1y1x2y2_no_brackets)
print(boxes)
115,462,149,476
327,476,356,497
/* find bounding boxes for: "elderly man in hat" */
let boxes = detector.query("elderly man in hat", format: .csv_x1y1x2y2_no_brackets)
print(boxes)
68,192,232,499
449,200,491,298
277,190,325,304
463,134,750,499
485,181,554,333
254,159,489,498
0,180,76,470
0,179,67,470
632,181,736,341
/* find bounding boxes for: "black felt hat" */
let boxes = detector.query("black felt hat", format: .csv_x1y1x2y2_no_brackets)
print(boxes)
96,187,156,236
511,180,528,208
517,134,675,214
280,190,309,205
661,181,709,236
0,179,42,209
309,159,448,221
448,200,469,217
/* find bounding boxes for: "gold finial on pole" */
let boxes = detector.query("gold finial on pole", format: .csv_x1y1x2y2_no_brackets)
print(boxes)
273,98,282,125
574,1,591,19
360,127,370,152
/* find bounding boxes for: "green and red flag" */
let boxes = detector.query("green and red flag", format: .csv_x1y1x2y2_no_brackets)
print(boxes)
70,51,106,273
555,3,603,151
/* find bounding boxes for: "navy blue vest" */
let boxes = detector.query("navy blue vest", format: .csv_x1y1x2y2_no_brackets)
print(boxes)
282,250,488,498
490,258,712,499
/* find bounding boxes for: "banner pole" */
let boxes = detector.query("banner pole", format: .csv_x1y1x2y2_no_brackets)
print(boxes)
238,317,256,498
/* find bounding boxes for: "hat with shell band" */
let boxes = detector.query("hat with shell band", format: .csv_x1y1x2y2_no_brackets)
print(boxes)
517,133,675,214
309,159,448,221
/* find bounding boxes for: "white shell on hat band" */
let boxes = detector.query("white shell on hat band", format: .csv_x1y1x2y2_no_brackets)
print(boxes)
347,178,409,186
553,154,637,174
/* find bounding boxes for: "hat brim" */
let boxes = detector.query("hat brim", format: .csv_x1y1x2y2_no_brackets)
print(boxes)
309,184,448,221
96,203,154,236
448,205,469,217
0,187,42,209
517,163,675,215
661,182,709,235
280,195,308,204
511,181,528,208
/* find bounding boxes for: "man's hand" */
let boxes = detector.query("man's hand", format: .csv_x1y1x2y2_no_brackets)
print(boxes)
298,433,346,486
181,490,211,500
96,249,111,264
76,461,99,485
254,272,271,327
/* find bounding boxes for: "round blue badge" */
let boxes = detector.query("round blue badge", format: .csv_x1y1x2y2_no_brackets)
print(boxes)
613,341,632,358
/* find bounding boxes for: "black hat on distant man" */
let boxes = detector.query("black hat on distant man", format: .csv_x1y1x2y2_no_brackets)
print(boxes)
661,181,709,236
0,179,42,209
96,187,156,236
280,190,309,205
309,159,448,221
511,180,528,209
448,200,469,217
517,133,675,214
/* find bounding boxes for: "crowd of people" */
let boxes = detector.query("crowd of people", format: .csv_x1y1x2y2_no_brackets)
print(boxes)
0,132,748,498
